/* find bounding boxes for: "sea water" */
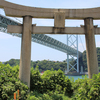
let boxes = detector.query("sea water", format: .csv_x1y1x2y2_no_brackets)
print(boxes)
66,75,88,81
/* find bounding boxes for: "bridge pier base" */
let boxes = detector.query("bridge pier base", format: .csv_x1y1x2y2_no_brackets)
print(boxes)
19,16,32,88
84,18,99,79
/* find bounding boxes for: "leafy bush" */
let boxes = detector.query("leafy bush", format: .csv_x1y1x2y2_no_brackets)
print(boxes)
5,62,100,100
30,66,43,93
0,63,28,100
41,69,73,96
0,62,73,99
73,73,100,100
27,91,63,100
30,67,73,97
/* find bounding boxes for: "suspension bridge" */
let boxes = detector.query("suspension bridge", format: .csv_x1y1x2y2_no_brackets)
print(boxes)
0,14,82,72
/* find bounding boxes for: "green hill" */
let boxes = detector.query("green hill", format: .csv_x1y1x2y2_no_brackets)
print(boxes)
4,59,67,72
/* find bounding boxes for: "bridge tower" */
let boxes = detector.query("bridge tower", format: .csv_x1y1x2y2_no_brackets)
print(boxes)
65,34,79,74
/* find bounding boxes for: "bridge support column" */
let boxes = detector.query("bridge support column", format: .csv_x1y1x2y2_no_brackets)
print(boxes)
66,35,79,73
84,18,99,79
19,16,32,88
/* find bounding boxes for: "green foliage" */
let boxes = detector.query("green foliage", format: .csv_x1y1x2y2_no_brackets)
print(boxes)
30,66,43,93
30,68,73,97
4,59,20,67
72,73,100,100
41,70,58,92
0,62,73,99
72,75,88,91
0,63,28,100
27,91,63,100
81,47,100,72
2,61,100,100
5,59,67,72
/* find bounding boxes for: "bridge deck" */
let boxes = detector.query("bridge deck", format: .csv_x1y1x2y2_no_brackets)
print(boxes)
0,14,82,57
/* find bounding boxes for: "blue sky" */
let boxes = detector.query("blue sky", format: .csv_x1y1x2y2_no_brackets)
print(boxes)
0,0,100,62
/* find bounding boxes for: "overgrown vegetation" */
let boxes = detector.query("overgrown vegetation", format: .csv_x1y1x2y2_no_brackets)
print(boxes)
4,59,66,72
30,66,73,96
72,74,100,100
0,63,72,100
81,47,100,72
1,62,100,100
0,63,28,100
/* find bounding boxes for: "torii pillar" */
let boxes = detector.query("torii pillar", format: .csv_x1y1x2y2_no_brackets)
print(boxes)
19,16,32,88
84,18,99,78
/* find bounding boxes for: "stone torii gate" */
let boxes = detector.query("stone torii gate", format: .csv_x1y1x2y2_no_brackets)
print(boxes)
0,0,100,88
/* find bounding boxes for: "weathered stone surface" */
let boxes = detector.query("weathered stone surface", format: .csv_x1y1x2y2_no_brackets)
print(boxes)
7,25,85,34
84,18,99,79
54,12,65,28
19,16,32,88
0,0,100,19
94,28,100,34
7,25,23,33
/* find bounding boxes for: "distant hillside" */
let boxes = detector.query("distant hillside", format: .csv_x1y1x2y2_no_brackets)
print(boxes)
81,47,100,71
5,59,20,66
4,59,67,72
4,47,100,72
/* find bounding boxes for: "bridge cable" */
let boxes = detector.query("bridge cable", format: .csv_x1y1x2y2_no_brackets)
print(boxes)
79,35,85,51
